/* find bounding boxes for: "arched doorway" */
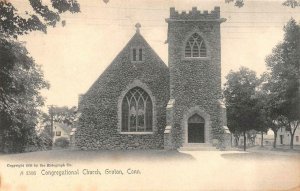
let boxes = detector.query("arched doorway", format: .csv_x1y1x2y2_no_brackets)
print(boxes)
188,114,205,143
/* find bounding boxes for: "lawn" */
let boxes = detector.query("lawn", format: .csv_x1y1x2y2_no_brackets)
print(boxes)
0,149,194,162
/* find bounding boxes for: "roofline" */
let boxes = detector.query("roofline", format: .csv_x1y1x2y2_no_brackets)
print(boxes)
80,30,168,102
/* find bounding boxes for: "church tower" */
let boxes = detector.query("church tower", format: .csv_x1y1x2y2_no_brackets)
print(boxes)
165,7,226,149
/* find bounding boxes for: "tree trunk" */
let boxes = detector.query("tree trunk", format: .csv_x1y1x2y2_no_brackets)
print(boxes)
243,131,246,151
234,135,239,147
290,131,294,149
0,132,3,152
231,133,233,147
273,131,277,148
261,131,264,147
290,124,299,149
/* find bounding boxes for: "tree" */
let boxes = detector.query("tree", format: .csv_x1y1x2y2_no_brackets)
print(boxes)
225,0,245,8
49,106,77,125
0,0,80,38
36,106,77,150
260,101,278,148
253,91,270,147
255,77,283,149
37,112,54,149
264,18,300,149
271,116,287,148
282,0,300,8
225,0,300,8
246,130,257,146
0,1,80,152
0,38,49,152
251,80,273,147
47,105,77,142
223,67,263,151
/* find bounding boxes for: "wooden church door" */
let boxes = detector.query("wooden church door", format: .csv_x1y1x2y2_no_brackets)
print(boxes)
188,114,205,143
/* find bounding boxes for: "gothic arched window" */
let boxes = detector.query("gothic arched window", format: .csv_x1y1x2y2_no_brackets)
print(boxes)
185,33,207,58
121,87,153,132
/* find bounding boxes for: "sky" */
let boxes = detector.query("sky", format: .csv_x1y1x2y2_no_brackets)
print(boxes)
12,0,300,109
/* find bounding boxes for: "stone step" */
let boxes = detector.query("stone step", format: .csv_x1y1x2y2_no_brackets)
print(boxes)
182,143,212,147
178,147,217,151
178,143,217,151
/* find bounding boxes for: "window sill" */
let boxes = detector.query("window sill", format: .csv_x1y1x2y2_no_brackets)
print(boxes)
182,57,210,61
119,132,154,135
131,61,145,63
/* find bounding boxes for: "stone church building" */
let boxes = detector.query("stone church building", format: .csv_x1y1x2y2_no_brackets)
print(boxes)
75,7,227,150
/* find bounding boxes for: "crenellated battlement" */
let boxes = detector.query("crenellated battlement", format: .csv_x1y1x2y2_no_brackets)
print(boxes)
169,7,220,20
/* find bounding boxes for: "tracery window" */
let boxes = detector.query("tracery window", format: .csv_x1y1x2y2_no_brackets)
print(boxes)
185,33,207,58
121,87,152,132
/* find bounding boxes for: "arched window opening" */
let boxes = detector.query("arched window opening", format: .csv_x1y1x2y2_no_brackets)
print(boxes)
185,33,207,58
121,87,153,132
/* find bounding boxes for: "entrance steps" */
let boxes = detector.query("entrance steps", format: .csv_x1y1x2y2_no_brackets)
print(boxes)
178,143,217,151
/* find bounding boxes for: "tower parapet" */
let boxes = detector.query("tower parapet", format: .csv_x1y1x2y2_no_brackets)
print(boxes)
168,7,221,21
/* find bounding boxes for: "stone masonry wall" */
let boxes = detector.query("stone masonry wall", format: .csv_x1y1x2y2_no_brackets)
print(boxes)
75,32,169,150
167,7,225,148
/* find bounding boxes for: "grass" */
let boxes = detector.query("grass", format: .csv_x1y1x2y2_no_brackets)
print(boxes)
0,149,195,162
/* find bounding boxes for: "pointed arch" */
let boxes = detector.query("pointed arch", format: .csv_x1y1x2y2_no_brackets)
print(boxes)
188,114,205,123
184,33,207,58
118,80,156,134
122,87,152,132
182,106,211,144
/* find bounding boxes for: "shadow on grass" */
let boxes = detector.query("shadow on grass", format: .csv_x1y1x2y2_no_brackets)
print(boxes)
0,149,195,163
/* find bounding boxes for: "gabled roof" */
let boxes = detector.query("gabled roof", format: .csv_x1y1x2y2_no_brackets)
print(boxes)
80,27,169,107
54,122,72,135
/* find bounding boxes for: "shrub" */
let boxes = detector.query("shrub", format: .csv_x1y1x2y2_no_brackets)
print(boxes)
38,131,53,150
54,137,70,148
